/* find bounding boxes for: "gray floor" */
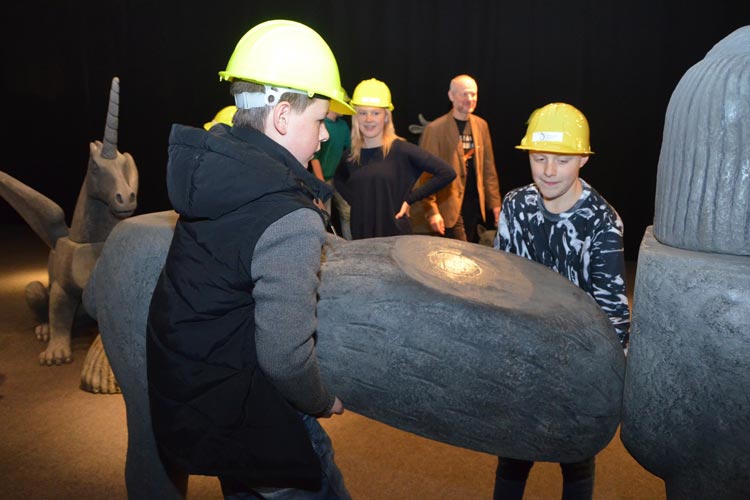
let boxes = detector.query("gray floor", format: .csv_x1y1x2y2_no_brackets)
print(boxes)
0,223,665,499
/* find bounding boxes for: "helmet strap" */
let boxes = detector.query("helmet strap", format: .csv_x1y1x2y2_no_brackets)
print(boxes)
235,85,307,109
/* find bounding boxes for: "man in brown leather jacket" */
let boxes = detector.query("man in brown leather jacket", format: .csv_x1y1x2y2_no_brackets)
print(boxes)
419,74,502,243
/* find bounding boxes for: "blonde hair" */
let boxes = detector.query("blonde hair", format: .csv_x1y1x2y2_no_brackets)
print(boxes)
348,107,402,164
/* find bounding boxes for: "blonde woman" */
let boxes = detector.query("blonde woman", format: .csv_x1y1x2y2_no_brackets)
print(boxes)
334,78,455,239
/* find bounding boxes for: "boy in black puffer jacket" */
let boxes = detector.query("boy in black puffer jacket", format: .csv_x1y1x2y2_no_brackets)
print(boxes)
146,19,355,500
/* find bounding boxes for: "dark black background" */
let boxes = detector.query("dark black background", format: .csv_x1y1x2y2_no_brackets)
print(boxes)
2,1,748,259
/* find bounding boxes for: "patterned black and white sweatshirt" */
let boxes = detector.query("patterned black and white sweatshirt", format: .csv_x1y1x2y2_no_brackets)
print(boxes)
494,179,630,347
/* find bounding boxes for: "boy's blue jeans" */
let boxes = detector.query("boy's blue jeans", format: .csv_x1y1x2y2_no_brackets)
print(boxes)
221,414,351,500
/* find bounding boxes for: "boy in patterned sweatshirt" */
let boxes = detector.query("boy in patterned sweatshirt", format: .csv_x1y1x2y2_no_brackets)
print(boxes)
492,102,629,500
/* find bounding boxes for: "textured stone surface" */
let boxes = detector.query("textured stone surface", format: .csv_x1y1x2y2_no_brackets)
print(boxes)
318,236,625,461
653,26,750,256
86,211,626,496
84,211,186,499
621,227,750,499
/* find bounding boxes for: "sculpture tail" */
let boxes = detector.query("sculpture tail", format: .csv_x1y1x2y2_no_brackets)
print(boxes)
0,170,68,249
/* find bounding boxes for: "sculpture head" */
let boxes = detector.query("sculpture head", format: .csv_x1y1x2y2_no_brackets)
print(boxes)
87,140,138,218
87,77,138,219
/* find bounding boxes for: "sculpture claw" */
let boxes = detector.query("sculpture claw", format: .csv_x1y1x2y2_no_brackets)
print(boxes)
80,334,120,394
39,338,73,365
34,323,50,342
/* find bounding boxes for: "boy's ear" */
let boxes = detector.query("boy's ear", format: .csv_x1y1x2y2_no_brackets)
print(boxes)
579,155,590,168
272,101,292,135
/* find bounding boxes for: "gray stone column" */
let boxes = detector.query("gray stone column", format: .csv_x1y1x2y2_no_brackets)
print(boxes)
622,229,750,499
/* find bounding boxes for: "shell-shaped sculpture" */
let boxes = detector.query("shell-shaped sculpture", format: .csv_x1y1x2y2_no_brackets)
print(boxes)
653,26,750,256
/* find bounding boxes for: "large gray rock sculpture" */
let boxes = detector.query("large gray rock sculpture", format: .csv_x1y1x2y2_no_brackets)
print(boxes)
318,235,624,460
85,210,625,499
0,77,138,394
621,26,750,500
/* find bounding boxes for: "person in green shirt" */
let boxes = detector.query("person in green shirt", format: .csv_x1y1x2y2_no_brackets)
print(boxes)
310,110,352,239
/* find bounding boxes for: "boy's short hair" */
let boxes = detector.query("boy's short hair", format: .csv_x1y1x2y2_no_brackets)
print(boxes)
230,80,318,132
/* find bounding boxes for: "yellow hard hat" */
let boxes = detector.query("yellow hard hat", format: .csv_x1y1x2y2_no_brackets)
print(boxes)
516,102,594,154
218,20,354,115
350,78,394,111
203,105,237,131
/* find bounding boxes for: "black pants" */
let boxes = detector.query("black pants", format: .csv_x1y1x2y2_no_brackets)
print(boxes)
440,213,486,243
494,456,595,500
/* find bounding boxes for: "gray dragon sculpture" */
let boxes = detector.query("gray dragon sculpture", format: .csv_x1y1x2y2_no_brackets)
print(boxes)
0,76,138,393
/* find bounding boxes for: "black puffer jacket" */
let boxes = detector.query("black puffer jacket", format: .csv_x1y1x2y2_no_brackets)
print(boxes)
146,123,332,487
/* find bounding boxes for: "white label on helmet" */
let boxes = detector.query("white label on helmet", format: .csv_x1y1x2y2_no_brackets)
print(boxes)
532,131,564,142
360,96,382,105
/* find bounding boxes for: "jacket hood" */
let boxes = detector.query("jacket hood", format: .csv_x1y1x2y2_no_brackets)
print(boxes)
166,124,332,220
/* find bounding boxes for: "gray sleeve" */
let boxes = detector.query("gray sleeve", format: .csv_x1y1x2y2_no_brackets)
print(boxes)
252,208,334,415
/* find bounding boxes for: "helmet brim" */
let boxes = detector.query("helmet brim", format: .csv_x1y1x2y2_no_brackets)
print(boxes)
515,144,594,155
330,99,355,115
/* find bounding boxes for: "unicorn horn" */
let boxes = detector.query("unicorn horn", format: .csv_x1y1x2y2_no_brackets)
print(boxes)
101,76,120,160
